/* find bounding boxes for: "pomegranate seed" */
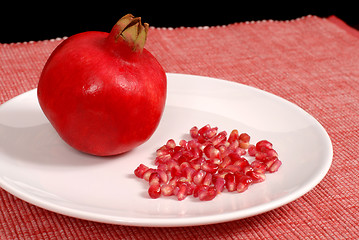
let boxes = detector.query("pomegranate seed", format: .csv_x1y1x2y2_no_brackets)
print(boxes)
198,124,211,135
156,147,170,157
247,170,266,183
193,185,208,198
203,127,218,139
213,177,225,193
203,173,212,186
232,158,250,169
161,184,174,196
198,186,217,201
268,159,282,173
149,172,160,185
203,144,215,158
211,131,227,146
155,154,171,165
228,152,245,162
134,124,282,201
248,144,256,156
228,129,239,143
251,160,267,171
190,126,199,138
228,140,239,152
187,182,196,195
134,164,149,178
236,174,252,193
142,169,155,181
157,170,168,183
225,173,236,192
148,184,161,199
176,183,188,201
239,133,250,143
219,156,232,169
201,161,219,174
182,167,196,181
223,164,241,173
265,149,278,158
166,139,176,149
255,152,267,161
239,141,250,149
179,161,191,172
168,176,179,186
179,139,187,148
193,170,206,185
256,140,273,152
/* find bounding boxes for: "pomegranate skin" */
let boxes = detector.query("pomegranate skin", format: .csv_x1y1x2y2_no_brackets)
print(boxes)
37,30,167,156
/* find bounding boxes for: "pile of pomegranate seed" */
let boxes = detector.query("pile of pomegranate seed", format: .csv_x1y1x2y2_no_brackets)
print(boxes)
134,124,282,201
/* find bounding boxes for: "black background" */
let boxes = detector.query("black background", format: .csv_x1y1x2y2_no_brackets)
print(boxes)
1,2,358,43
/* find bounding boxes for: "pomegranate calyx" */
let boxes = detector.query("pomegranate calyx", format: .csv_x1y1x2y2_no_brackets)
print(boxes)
113,14,149,53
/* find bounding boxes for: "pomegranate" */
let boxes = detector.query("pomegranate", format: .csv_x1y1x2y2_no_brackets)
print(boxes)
37,14,167,156
134,124,282,201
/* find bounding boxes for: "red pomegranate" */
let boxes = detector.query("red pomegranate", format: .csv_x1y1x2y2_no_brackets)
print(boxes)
37,14,167,156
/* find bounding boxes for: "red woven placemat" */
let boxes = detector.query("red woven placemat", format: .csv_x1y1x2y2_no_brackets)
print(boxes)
1,15,359,239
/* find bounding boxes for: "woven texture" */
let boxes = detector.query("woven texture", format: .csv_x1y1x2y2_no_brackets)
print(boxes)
1,15,359,239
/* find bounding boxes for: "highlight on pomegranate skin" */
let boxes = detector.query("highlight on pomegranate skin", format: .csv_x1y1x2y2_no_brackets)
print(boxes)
134,124,282,201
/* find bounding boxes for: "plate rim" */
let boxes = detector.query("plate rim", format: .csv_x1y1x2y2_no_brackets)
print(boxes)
0,73,333,227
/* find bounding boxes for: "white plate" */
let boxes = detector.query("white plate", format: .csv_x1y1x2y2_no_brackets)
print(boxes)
0,73,332,227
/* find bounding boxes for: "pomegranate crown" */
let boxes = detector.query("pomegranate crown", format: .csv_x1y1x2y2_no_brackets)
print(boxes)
113,14,149,53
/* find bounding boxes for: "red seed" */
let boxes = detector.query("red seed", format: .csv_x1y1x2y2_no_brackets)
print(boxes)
239,133,250,143
239,140,250,149
203,127,218,139
203,144,220,159
219,156,232,169
143,169,155,181
168,176,179,186
149,172,160,185
232,158,250,169
203,144,214,158
213,177,225,193
193,170,206,185
134,164,150,179
157,170,168,183
156,147,170,157
247,170,266,183
256,140,273,152
251,160,267,171
211,131,227,146
190,126,199,138
198,186,217,201
148,184,161,199
182,167,196,181
228,129,239,143
193,185,208,198
228,139,239,152
161,184,174,196
176,183,188,201
268,159,282,173
248,144,256,156
202,173,213,186
155,154,171,165
223,164,241,173
225,173,236,192
179,139,187,148
265,149,278,158
201,161,219,174
166,139,176,149
198,124,211,135
255,151,267,161
236,174,252,193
